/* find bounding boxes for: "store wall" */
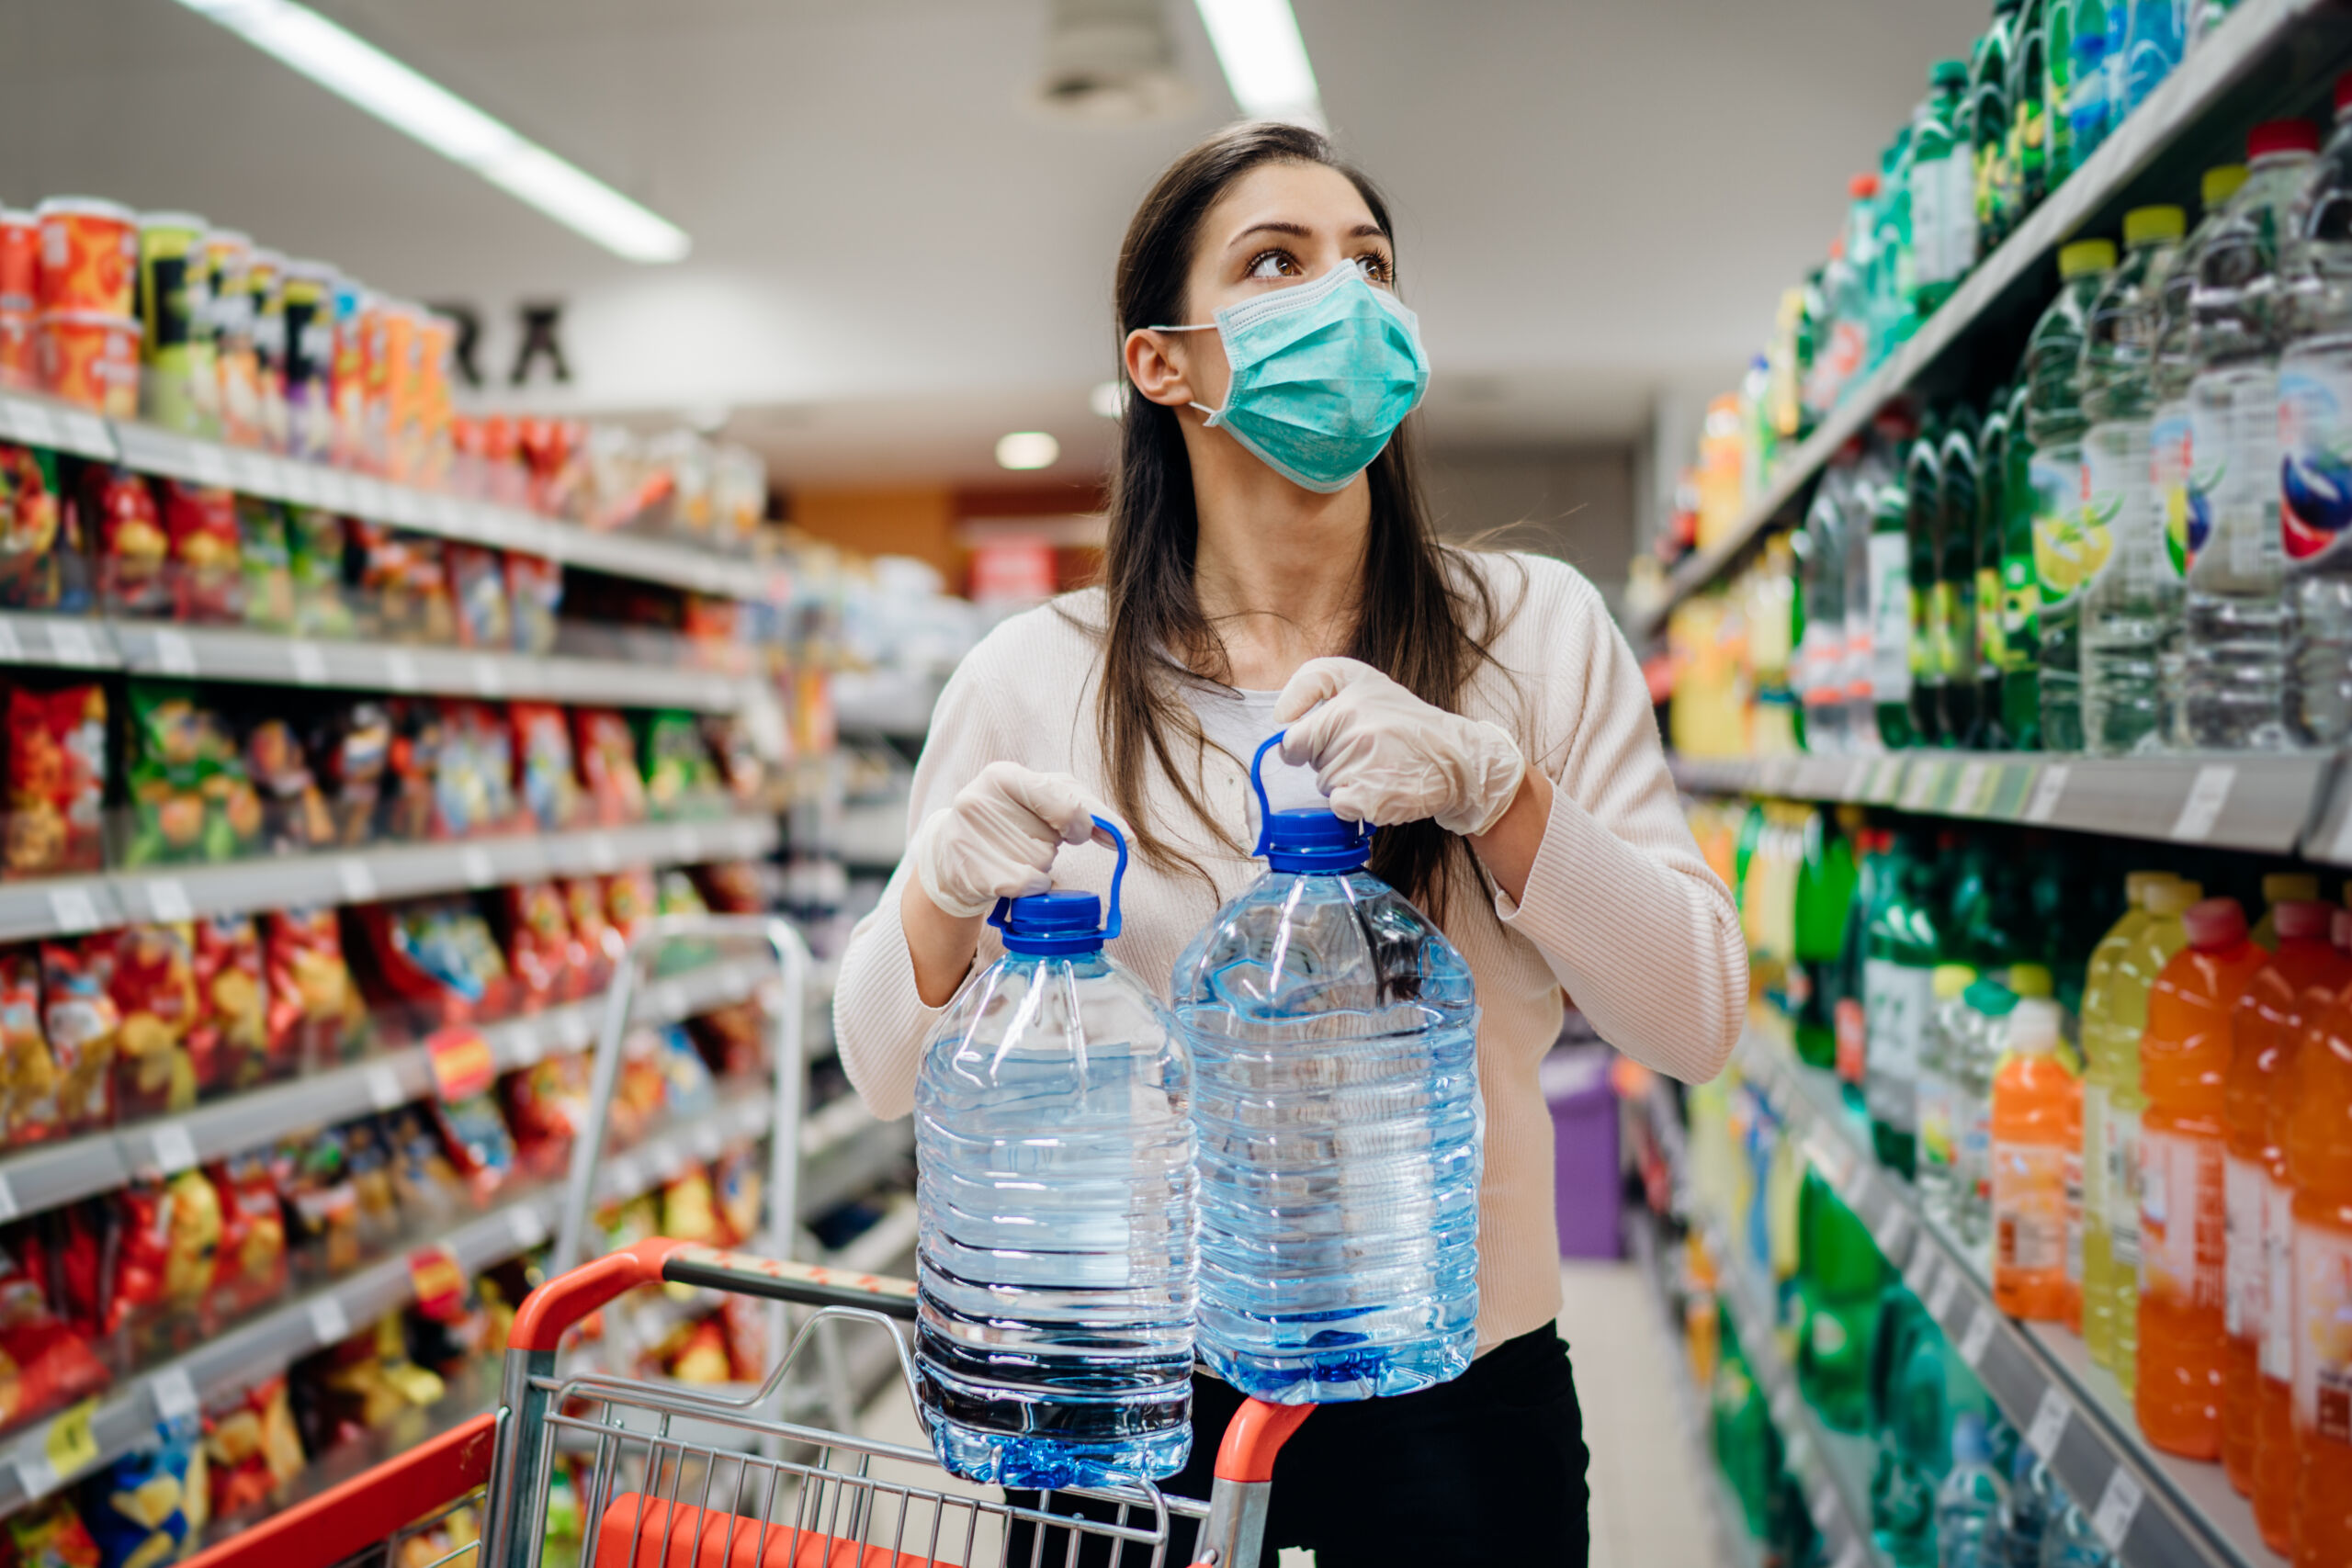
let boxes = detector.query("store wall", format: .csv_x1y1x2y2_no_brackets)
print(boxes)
1421,445,1638,616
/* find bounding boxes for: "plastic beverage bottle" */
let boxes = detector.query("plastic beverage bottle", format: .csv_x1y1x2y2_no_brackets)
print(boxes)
2008,0,2052,224
1912,61,1977,319
2052,0,2113,182
1992,997,2083,1322
1867,829,1944,1179
2183,121,2323,750
1940,411,1986,745
1175,739,1479,1403
2109,875,2203,1389
911,822,1195,1486
1976,394,2015,748
2121,0,2185,111
1963,973,2046,1266
1795,809,1860,1071
2138,896,2267,1459
2028,240,2117,750
1797,1166,1885,1433
2154,166,2251,743
2001,379,2046,746
2278,79,2352,743
2080,208,2188,755
2007,1443,2062,1568
1846,438,1891,750
1937,1413,2013,1568
1871,431,1922,749
1974,0,2022,251
2041,1503,2117,1566
2285,933,2352,1566
1919,963,1982,1225
1802,463,1856,751
1906,423,1950,745
2080,873,2174,1366
2225,899,2344,1504
1878,132,1921,359
2249,871,2321,950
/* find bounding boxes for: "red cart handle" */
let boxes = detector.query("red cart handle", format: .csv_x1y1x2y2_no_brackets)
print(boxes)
1213,1399,1312,1483
509,1235,687,1351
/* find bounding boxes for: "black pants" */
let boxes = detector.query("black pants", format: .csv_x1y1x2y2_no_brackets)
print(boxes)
1005,1325,1590,1567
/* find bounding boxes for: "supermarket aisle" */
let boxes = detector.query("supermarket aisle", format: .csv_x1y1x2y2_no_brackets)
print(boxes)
854,1260,1724,1566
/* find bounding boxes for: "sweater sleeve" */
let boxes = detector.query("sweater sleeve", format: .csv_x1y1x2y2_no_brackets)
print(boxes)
830,651,1015,1122
1491,562,1747,1082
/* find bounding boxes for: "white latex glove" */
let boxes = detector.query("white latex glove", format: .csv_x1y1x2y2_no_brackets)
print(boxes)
1275,657,1527,837
910,761,1114,919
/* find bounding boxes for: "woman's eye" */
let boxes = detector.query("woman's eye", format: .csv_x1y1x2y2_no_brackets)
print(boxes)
1356,254,1395,284
1245,249,1300,279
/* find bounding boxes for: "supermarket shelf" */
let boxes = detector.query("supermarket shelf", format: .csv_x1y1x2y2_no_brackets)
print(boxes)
1672,750,2338,857
0,812,780,944
1625,0,2352,640
0,1089,776,1516
103,619,756,712
1741,1022,2277,1568
0,392,117,461
828,1191,920,1278
1700,1211,1884,1568
0,953,776,1229
831,669,944,739
797,1109,912,1222
105,418,785,604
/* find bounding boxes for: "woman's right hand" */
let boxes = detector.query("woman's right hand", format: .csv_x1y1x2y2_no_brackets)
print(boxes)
910,762,1112,919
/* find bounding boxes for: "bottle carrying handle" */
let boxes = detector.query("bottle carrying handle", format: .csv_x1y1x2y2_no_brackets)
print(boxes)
1249,732,1283,858
986,813,1129,942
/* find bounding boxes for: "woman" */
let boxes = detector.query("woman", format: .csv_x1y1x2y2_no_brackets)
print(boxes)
834,120,1745,1564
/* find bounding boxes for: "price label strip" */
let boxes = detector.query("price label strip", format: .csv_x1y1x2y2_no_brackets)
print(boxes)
149,1122,198,1176
144,878,192,923
307,1293,352,1347
2090,1468,2143,1551
152,628,198,677
2025,1385,2071,1461
337,859,378,902
2171,764,2236,842
367,1063,406,1111
426,1026,497,1101
1957,1303,1996,1368
1926,1262,1963,1323
2023,763,2069,825
47,886,100,935
149,1367,198,1424
507,1204,549,1251
1951,760,1992,815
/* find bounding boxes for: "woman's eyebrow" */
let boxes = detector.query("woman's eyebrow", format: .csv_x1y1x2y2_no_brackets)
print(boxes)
1223,219,1390,250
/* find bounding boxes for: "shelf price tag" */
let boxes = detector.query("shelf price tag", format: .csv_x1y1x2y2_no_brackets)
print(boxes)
556,1010,593,1052
2025,1386,2071,1461
1957,1303,1996,1368
0,621,20,662
152,628,198,677
149,1123,198,1176
1903,1244,1939,1299
469,657,503,697
46,886,100,935
1898,762,1940,812
306,1294,351,1347
2024,763,2069,824
41,1399,98,1483
1926,1261,1963,1323
2090,1468,2143,1551
2170,764,2235,842
148,1368,197,1424
383,649,421,692
459,846,497,887
1952,760,1992,815
44,620,100,668
288,640,329,685
0,1174,22,1225
143,878,191,923
187,442,233,490
507,1205,548,1251
366,1063,406,1111
586,833,619,874
336,859,378,902
426,1026,496,1102
1871,1202,1910,1259
7,400,58,449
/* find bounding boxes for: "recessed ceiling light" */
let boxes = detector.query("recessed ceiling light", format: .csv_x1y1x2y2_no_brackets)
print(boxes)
1193,0,1324,128
996,432,1061,470
1090,381,1127,419
173,0,691,263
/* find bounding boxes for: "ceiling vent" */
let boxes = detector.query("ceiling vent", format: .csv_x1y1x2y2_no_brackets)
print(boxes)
1035,0,1194,122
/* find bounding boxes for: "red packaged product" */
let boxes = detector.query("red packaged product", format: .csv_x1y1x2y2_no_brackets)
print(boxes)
38,939,116,1134
510,702,583,833
0,444,73,614
381,699,446,842
502,882,573,1008
188,913,266,1095
85,467,166,616
349,523,453,644
560,877,616,991
0,950,59,1147
205,1154,285,1321
571,709,646,825
604,868,658,946
203,1374,304,1517
160,479,243,624
0,1232,107,1434
103,1182,172,1336
501,1053,589,1179
6,684,107,880
108,924,198,1122
353,899,514,1031
262,907,355,1075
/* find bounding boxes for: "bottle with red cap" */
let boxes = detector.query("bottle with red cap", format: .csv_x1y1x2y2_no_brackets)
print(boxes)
2183,118,2321,750
2223,898,2346,1508
2281,74,2352,744
2137,895,2267,1459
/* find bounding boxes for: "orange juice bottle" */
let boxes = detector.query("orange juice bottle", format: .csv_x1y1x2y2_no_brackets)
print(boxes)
2139,897,2267,1459
2228,900,2346,1512
1992,997,2082,1323
2288,942,2352,1568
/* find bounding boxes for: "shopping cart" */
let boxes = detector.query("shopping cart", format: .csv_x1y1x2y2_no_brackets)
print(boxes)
183,1238,1309,1568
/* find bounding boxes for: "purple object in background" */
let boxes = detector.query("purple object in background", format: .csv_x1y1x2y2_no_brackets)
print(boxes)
1542,1042,1622,1259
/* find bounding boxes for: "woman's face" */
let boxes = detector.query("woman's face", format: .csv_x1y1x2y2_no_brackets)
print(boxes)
1135,159,1396,414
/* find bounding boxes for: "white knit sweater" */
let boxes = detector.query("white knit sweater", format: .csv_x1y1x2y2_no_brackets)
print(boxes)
831,550,1746,1347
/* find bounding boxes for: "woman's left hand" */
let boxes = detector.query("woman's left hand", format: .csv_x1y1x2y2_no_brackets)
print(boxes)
1276,657,1527,836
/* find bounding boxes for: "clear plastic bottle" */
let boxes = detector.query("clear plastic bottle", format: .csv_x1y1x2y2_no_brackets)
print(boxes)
2183,121,2323,750
1801,461,1856,752
2029,240,2116,750
1848,431,1900,750
913,821,1196,1487
1174,739,1481,1403
1977,394,2016,748
1908,422,1950,746
2001,379,2045,747
1912,61,1977,319
1941,410,1987,745
2279,79,2352,744
1872,429,1923,749
1866,829,1943,1179
2154,165,2251,745
2080,207,2188,754
1918,963,1982,1226
1975,1,2023,251
1937,1413,2013,1568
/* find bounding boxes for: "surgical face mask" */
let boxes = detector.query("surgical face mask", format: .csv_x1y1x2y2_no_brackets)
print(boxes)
1155,260,1430,494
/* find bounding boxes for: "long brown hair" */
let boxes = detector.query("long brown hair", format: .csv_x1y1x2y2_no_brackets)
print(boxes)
1092,120,1499,915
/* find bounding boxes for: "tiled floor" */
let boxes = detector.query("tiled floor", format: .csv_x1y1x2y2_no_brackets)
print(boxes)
854,1261,1730,1567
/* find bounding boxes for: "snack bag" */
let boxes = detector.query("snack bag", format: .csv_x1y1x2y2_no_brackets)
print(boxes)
6,684,107,879
39,940,117,1133
379,701,445,842
658,1165,720,1246
502,1054,588,1179
560,878,616,992
429,1093,514,1202
0,950,60,1146
571,710,645,825
357,900,513,1029
187,914,266,1095
700,713,765,806
200,1376,302,1518
713,1147,761,1247
650,1026,714,1121
86,468,166,617
350,524,452,644
509,703,582,833
107,925,197,1122
231,494,291,632
79,1414,206,1568
689,1004,764,1081
433,703,517,840
501,882,572,1008
603,869,656,947
160,481,243,625
638,711,720,818
4,1498,100,1568
0,445,77,613
343,1118,400,1255
204,1155,284,1322
311,701,389,847
694,861,764,917
503,554,560,655
379,1108,466,1228
103,1183,172,1336
243,719,332,853
159,1168,220,1316
275,1131,360,1281
446,544,510,649
284,507,352,639
0,1237,109,1434
650,870,714,975
261,907,352,1075
125,684,260,866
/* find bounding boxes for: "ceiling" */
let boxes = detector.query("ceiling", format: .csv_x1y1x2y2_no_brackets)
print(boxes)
0,0,1989,486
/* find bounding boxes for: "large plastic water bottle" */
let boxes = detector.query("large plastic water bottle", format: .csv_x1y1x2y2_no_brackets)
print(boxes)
2027,240,2113,751
2183,121,2320,750
912,820,1197,1488
1173,735,1481,1404
1936,1413,2012,1568
2079,207,2187,754
2280,83,2352,743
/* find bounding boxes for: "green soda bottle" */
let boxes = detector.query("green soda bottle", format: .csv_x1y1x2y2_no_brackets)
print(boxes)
1973,0,2022,248
1905,420,1947,745
2000,378,2043,746
1797,1166,1884,1433
1864,829,1943,1179
1939,407,1984,747
1793,808,1860,1072
1909,62,1974,319
1974,393,2013,749
2009,0,2052,220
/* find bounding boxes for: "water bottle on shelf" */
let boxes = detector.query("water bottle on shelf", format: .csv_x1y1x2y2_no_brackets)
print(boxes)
2121,0,2185,113
1936,1413,2013,1568
912,818,1197,1488
2183,121,2321,750
1871,423,1922,750
2080,207,2187,755
2000,379,2044,748
1801,460,1855,752
1939,408,1986,746
2050,0,2110,183
1907,420,1950,746
2026,239,2115,751
1910,60,1975,320
2280,80,2352,744
1173,736,1481,1404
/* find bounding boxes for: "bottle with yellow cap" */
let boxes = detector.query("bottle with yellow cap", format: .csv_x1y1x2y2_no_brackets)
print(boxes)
2080,873,2177,1368
2025,236,2116,751
2081,208,2188,756
2282,75,2352,744
2108,874,2205,1393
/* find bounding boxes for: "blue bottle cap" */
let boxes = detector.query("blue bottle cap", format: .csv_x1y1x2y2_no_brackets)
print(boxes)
989,817,1127,955
1250,734,1373,874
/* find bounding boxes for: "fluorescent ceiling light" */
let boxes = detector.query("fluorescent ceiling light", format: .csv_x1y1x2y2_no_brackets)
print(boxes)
173,0,690,264
1193,0,1324,129
996,432,1062,470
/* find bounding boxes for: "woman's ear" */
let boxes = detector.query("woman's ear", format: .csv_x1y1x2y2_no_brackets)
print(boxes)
1123,327,1195,410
